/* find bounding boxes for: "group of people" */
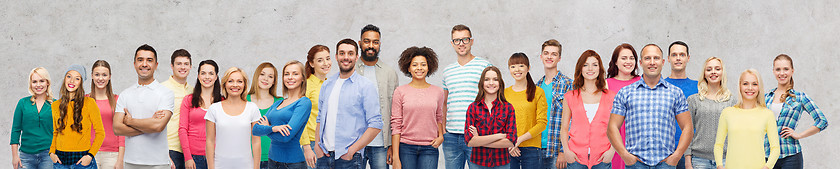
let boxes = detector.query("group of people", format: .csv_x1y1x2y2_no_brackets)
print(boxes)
9,24,828,169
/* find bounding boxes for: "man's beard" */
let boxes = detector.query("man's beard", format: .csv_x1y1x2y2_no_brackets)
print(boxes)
361,48,379,62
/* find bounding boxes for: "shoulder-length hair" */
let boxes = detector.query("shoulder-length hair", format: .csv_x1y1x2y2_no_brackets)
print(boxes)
606,43,639,78
735,69,766,109
572,50,607,94
221,67,248,101
191,60,223,108
697,57,732,102
475,66,506,103
247,62,279,99
29,67,55,103
281,60,307,98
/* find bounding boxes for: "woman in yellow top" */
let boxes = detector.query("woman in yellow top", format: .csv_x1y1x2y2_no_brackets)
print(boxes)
300,44,331,168
49,65,105,169
713,69,780,169
504,53,548,169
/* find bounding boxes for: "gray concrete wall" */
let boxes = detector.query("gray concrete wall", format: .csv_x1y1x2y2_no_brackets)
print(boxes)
1,1,836,168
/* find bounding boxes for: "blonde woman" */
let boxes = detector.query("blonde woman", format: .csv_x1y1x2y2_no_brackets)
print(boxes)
684,57,736,169
713,69,780,169
205,67,262,169
11,67,55,169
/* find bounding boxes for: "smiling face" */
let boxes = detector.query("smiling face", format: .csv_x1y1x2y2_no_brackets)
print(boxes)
198,64,217,89
257,67,276,90
336,44,358,73
450,30,473,57
134,50,158,81
64,71,82,93
773,59,794,86
616,48,636,75
668,44,689,72
640,46,664,78
483,70,500,95
225,72,246,98
171,56,191,80
409,56,429,80
582,56,601,80
360,31,381,61
92,66,110,89
540,46,560,69
508,63,529,81
311,50,332,76
704,59,723,85
30,73,49,96
283,64,304,91
739,72,760,102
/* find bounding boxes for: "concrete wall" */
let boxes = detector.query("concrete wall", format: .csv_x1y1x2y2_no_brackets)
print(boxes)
1,1,836,168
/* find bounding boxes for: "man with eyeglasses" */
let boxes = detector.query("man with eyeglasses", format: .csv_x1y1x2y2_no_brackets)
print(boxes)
441,24,492,169
355,24,399,169
663,41,697,169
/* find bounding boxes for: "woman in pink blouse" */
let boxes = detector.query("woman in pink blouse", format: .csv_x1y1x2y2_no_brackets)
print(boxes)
390,47,445,169
87,60,124,169
604,44,640,169
178,60,223,169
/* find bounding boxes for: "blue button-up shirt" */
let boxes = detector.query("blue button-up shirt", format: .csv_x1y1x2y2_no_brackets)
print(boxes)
611,77,688,165
764,88,828,158
316,72,383,159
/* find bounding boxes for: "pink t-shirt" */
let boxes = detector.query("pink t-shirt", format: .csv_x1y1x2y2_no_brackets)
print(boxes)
90,95,125,152
179,94,208,160
390,84,445,146
606,76,640,169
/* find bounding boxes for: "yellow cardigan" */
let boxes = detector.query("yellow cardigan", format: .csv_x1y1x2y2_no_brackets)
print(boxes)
504,87,548,148
50,97,105,155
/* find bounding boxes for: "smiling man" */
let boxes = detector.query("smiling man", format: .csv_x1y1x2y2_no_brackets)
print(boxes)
113,44,176,169
354,24,399,169
663,41,697,169
313,38,383,169
161,49,194,169
607,44,693,169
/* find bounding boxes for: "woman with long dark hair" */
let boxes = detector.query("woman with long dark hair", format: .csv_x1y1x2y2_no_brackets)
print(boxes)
179,60,223,169
49,65,105,169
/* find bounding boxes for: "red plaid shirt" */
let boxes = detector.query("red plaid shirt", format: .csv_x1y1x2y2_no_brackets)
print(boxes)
465,99,517,167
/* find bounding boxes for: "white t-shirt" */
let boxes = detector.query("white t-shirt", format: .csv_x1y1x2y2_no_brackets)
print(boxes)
361,65,384,146
584,103,599,123
324,78,346,151
115,80,174,165
204,102,261,169
771,103,783,117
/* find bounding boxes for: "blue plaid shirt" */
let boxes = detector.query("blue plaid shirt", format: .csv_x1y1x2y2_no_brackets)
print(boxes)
764,88,829,158
610,77,688,165
542,71,573,157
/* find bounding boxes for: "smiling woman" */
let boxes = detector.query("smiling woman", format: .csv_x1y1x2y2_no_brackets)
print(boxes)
204,67,263,169
50,65,105,169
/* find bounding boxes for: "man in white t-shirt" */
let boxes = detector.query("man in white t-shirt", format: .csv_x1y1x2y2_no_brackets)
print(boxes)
113,44,176,169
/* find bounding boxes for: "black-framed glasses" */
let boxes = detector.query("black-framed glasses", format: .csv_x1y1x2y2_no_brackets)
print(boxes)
452,37,472,45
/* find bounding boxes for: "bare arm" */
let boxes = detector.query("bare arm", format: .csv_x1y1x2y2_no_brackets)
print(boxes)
125,110,172,133
673,111,694,157
206,120,216,169
113,110,143,136
483,138,515,148
467,133,505,147
607,113,630,157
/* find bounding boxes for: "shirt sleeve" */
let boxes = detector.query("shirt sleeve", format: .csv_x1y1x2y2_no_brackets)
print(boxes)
673,89,689,115
799,93,829,131
611,90,628,116
87,98,106,156
713,109,728,166
764,111,781,168
464,103,476,143
115,92,126,114
527,91,548,137
504,103,518,143
204,106,216,123
159,88,176,112
363,82,383,130
179,96,194,160
10,98,25,145
390,88,404,135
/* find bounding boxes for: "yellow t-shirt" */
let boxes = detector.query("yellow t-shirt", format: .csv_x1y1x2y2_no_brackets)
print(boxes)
300,75,325,145
714,106,780,169
50,97,105,155
161,76,194,152
504,87,548,148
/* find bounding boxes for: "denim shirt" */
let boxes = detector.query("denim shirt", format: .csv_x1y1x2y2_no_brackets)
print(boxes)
316,72,383,159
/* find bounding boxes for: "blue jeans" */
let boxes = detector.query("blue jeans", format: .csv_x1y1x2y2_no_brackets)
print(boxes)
261,161,269,169
362,146,388,169
676,156,685,169
625,161,675,169
191,155,208,169
539,148,556,169
20,150,53,169
468,161,510,169
170,150,185,169
443,133,472,169
316,152,362,169
510,147,540,169
267,160,306,169
772,152,803,169
398,143,438,169
53,158,97,169
567,161,611,169
689,156,720,169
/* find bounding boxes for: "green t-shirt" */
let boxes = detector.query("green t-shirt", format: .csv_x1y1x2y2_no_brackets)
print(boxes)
247,94,282,161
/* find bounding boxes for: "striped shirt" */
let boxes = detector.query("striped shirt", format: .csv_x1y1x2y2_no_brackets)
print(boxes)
611,77,688,165
542,71,573,156
442,57,492,133
764,88,829,158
